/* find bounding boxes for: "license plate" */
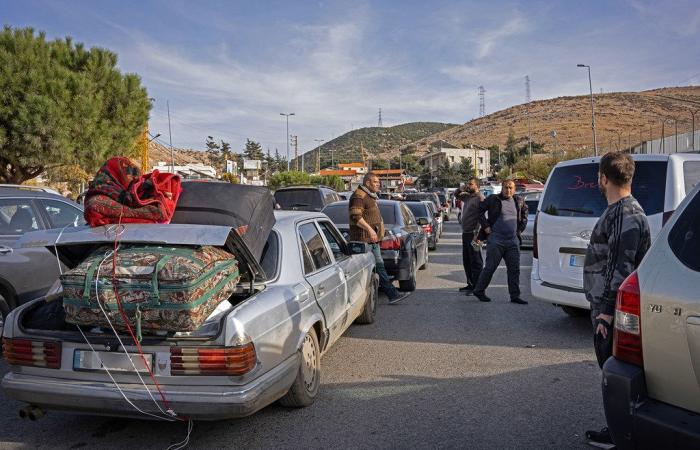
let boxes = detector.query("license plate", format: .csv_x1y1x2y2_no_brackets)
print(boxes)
569,255,584,267
73,349,154,373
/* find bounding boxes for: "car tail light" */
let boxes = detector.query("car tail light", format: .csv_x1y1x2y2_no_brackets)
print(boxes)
532,212,539,259
170,343,257,376
2,338,61,369
613,272,643,367
421,224,433,234
380,235,402,250
662,210,674,226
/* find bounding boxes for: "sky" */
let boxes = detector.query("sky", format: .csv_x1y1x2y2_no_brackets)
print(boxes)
4,0,700,159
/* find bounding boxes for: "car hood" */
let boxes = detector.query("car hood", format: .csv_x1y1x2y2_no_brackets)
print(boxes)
18,223,267,282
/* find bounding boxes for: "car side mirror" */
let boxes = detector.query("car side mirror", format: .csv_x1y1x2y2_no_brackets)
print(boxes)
417,217,429,226
347,241,370,255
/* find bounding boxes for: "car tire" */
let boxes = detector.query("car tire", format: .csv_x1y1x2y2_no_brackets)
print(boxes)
279,328,321,408
355,274,378,324
399,256,417,291
561,305,588,317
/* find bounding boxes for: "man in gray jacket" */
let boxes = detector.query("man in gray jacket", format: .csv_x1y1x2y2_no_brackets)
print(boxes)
457,178,484,293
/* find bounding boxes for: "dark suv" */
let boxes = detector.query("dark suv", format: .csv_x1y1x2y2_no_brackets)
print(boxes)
274,186,341,212
0,185,85,323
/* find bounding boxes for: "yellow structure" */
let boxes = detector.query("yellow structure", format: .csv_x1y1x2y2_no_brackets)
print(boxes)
139,125,149,172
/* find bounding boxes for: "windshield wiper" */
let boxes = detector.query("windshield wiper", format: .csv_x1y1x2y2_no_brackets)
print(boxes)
557,207,595,215
288,202,311,207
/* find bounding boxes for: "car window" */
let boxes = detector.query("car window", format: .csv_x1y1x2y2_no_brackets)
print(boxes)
668,189,700,272
41,199,85,229
540,161,667,218
274,189,323,210
259,232,279,278
322,204,349,224
324,191,338,204
400,203,415,225
379,204,397,224
683,161,700,195
299,222,332,271
318,221,345,260
405,202,428,218
0,199,40,235
525,200,539,213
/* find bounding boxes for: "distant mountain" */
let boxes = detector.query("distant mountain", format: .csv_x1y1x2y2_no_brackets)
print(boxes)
294,122,458,171
387,86,700,157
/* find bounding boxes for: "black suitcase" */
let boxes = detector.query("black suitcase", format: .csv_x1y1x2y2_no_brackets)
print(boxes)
171,182,276,261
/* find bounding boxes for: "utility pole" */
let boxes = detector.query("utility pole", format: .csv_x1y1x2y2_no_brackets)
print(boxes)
525,75,532,157
291,135,299,171
577,64,598,156
314,139,325,170
690,109,698,151
478,86,486,117
378,108,383,127
280,112,295,171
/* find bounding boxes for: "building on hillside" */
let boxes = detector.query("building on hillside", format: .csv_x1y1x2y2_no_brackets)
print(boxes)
319,169,361,191
152,161,217,179
337,162,368,175
372,169,408,192
239,159,265,186
419,142,491,178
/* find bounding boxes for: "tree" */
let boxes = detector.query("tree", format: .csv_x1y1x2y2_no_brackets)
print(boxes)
457,157,473,179
504,128,518,167
0,27,151,183
244,139,264,161
310,175,344,191
220,172,239,183
435,161,460,187
267,170,311,190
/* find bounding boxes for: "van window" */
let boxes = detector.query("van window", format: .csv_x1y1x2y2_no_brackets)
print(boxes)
683,161,700,195
274,189,322,211
540,161,667,218
668,190,700,271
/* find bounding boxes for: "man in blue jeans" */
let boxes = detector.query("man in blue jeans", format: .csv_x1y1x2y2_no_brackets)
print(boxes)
470,179,528,304
349,172,409,304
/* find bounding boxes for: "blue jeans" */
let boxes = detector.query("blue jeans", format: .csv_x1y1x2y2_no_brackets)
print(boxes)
370,243,399,299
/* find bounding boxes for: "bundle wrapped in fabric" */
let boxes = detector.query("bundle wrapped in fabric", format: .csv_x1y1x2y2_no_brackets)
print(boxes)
61,244,239,332
84,157,182,227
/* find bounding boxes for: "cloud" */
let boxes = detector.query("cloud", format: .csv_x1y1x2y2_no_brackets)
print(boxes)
474,11,529,59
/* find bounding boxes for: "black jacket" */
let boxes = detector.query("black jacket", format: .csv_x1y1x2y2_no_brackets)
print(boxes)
477,193,529,241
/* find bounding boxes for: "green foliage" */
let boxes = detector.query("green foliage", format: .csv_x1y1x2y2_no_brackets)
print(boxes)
310,175,344,191
457,157,473,179
370,159,389,170
243,139,264,160
220,172,239,183
0,26,151,183
435,160,461,188
504,128,519,167
267,170,310,190
205,135,241,174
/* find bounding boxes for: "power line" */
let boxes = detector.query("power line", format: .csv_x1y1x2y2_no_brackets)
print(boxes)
378,108,383,127
478,86,486,117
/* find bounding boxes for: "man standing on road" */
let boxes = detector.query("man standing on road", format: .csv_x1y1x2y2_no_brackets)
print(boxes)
457,178,484,293
583,152,651,445
349,172,409,305
470,180,528,304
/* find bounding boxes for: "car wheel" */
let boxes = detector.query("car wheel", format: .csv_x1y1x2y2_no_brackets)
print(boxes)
561,305,588,317
399,256,417,291
355,274,378,324
279,328,321,408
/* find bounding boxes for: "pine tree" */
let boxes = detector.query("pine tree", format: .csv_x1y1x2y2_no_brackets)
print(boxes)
244,139,264,160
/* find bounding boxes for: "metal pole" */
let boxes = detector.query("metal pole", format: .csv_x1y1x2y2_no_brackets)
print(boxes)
691,110,698,151
280,113,295,171
577,64,598,155
675,119,678,153
167,100,174,173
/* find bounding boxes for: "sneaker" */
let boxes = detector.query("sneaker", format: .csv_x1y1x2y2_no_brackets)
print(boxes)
388,292,411,304
585,427,614,445
510,297,528,305
458,285,474,292
474,292,491,302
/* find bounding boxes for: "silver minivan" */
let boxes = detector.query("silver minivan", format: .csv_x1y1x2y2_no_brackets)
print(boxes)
530,153,700,316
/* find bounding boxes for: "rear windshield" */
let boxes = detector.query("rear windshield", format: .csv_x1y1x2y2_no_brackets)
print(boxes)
684,161,700,195
404,202,429,218
540,161,667,217
274,189,322,210
322,203,397,224
668,187,700,272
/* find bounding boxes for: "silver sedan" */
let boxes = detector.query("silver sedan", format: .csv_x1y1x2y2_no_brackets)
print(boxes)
2,211,377,420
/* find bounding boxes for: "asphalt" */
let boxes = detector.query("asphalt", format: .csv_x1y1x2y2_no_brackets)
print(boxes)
0,217,604,450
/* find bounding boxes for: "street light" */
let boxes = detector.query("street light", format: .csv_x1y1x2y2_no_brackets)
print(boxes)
577,64,598,156
280,112,295,171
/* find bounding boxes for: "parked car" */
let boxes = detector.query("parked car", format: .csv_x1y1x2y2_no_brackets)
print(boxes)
423,200,443,238
0,185,84,327
403,192,442,216
602,182,700,449
520,191,541,249
1,210,377,420
531,153,700,316
274,186,340,211
322,200,429,291
404,201,438,250
337,191,354,200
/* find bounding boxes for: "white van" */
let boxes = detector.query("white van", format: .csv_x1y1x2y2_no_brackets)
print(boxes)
530,153,700,316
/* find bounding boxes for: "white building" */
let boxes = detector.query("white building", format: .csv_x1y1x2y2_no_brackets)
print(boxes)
153,162,217,179
419,141,491,178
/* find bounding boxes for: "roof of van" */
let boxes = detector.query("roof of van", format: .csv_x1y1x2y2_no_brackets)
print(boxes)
553,152,700,169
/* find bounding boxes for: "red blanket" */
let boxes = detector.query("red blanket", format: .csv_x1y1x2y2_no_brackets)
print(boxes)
84,157,182,227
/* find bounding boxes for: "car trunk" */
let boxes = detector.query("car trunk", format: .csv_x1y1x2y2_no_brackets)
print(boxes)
7,224,267,386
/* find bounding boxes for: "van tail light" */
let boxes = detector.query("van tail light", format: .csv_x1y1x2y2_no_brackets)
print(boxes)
532,212,539,259
662,210,675,226
2,338,61,369
170,343,257,376
421,224,433,234
613,272,643,367
380,235,402,250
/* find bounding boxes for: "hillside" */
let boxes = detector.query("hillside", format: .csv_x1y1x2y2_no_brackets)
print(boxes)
388,86,700,157
295,122,457,170
147,141,209,167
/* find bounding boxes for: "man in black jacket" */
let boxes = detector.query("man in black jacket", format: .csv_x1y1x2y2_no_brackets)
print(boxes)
470,179,528,304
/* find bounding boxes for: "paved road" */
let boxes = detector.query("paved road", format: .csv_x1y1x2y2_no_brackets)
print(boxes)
0,218,605,449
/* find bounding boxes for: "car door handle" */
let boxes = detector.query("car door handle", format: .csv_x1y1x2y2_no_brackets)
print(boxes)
0,246,12,255
292,283,310,303
317,285,325,295
687,316,700,326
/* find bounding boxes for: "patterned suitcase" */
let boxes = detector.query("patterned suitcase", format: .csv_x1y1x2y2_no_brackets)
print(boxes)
61,244,239,333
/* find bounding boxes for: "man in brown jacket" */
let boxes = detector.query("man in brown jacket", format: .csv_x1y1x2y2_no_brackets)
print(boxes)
349,172,409,304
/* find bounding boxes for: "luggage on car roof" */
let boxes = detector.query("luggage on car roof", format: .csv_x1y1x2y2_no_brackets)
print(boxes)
61,244,240,332
170,182,276,261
